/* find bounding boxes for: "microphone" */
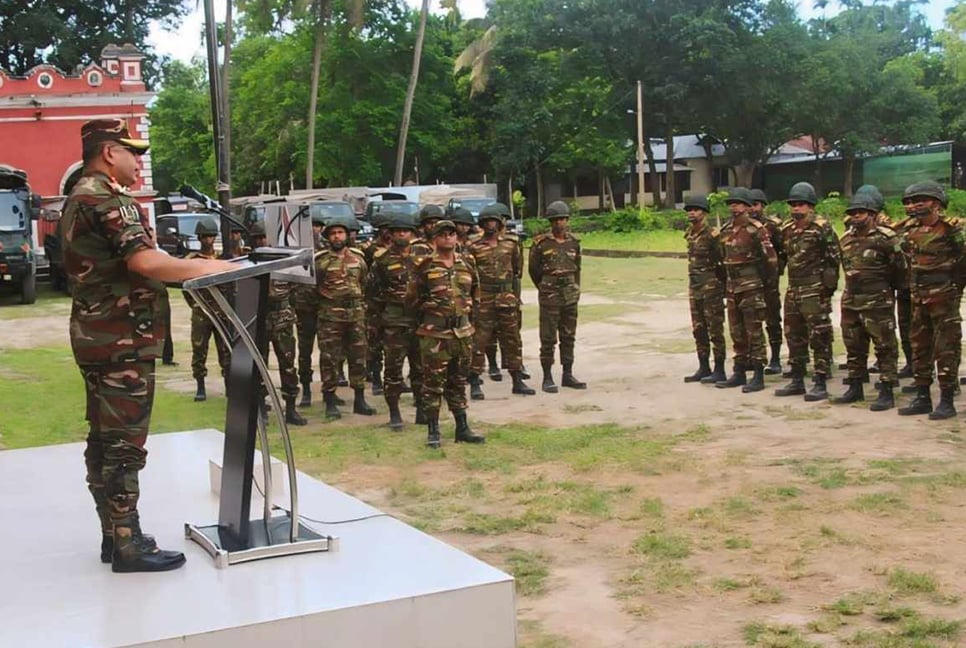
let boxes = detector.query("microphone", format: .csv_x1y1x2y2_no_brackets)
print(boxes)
180,185,219,212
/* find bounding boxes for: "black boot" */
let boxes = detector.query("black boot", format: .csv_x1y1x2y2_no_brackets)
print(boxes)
299,381,312,407
541,362,558,393
701,354,727,384
775,366,806,396
715,364,746,388
101,531,157,564
897,364,913,379
870,382,895,412
519,365,531,380
742,364,765,393
353,387,376,415
804,374,828,402
426,416,441,448
901,383,919,394
684,353,711,383
323,391,342,419
765,342,782,375
511,370,536,395
561,364,587,389
112,524,185,573
469,372,485,400
929,387,957,420
285,397,307,426
194,378,206,402
454,409,485,444
414,394,428,425
387,399,404,431
370,360,384,396
781,366,794,378
487,347,502,381
898,385,932,416
833,378,864,404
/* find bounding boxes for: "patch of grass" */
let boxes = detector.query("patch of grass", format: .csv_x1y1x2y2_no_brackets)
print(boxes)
518,619,571,648
788,458,850,489
715,577,750,591
638,497,665,518
748,585,784,604
848,615,962,645
756,485,804,502
888,568,939,595
825,592,876,616
578,256,686,299
456,509,555,535
724,536,752,550
742,622,821,647
762,405,829,422
874,606,920,623
807,614,845,633
724,496,759,517
650,562,700,593
519,480,627,518
0,287,71,320
850,492,908,516
579,229,686,254
679,423,712,442
632,531,691,559
503,549,552,597
562,403,602,414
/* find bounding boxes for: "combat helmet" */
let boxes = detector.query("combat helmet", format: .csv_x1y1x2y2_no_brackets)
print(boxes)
787,182,818,205
903,181,947,208
683,195,710,212
546,200,571,218
478,203,507,224
749,189,768,205
845,195,880,215
854,184,885,213
724,187,753,206
322,214,353,236
419,204,444,225
387,212,417,231
249,220,267,237
451,207,476,226
195,217,219,236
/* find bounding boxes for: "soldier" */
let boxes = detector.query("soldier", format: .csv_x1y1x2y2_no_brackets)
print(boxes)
185,217,231,402
63,118,233,571
468,203,535,399
249,221,307,426
749,189,785,375
369,213,424,429
293,212,326,407
315,215,376,419
682,195,727,384
406,219,484,448
716,187,778,392
364,211,393,397
529,201,587,393
774,182,840,402
411,204,443,258
833,195,906,411
451,207,477,249
897,181,965,419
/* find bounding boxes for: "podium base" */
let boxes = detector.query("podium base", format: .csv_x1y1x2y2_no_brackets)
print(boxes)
186,515,337,568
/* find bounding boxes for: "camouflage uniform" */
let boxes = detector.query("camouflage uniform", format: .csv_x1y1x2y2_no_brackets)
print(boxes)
839,224,906,385
184,248,231,382
892,216,916,373
751,210,785,367
685,220,726,364
262,280,299,400
364,233,391,391
781,214,840,378
63,171,167,542
528,231,581,369
294,282,319,387
315,246,368,393
468,232,524,373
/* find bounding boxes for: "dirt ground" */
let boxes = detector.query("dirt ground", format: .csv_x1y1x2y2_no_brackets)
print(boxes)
5,276,966,647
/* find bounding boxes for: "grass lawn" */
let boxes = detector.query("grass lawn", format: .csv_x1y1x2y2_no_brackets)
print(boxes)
577,229,686,253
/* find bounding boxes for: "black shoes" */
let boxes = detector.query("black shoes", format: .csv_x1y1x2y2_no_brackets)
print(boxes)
111,529,185,573
426,415,441,448
299,381,312,407
869,383,894,411
469,373,485,400
832,378,864,404
684,354,711,383
741,365,765,393
701,356,727,384
285,397,307,426
561,364,587,389
454,409,485,444
323,391,342,419
929,387,956,420
194,378,206,402
898,385,932,416
353,387,376,416
388,401,404,431
511,371,536,395
804,375,828,402
715,366,746,389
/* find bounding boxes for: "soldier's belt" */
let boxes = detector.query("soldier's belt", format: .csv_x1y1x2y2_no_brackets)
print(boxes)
321,296,361,308
845,279,891,293
726,265,759,279
546,273,576,283
480,281,514,293
913,271,951,286
422,314,470,329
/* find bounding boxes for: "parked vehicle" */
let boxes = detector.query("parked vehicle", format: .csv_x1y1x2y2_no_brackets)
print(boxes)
156,212,222,257
445,196,495,222
312,200,374,242
0,166,41,304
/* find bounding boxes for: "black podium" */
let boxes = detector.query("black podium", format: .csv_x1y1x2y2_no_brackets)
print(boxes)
181,247,337,567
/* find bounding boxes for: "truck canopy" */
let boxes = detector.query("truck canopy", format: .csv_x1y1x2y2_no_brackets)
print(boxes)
0,165,28,191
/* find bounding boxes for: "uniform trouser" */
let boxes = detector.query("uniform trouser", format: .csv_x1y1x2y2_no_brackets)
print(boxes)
911,289,962,389
539,301,578,366
896,288,913,364
472,303,523,374
318,316,367,392
383,325,423,402
190,308,231,381
81,361,155,535
784,288,833,376
841,305,898,384
689,290,726,359
366,302,384,369
419,336,470,416
727,289,767,367
261,312,299,400
295,305,317,385
763,281,783,347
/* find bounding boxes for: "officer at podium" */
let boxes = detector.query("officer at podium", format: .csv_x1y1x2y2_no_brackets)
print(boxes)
62,119,235,573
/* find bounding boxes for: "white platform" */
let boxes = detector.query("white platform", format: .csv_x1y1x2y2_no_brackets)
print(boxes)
0,430,516,648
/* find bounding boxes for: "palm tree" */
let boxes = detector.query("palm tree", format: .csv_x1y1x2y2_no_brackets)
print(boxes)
453,25,497,97
393,0,430,186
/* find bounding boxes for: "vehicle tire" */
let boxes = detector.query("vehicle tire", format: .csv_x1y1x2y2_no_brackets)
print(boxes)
21,273,36,305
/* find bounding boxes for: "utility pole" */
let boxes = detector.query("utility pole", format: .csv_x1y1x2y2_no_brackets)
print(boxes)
636,80,646,211
203,0,233,255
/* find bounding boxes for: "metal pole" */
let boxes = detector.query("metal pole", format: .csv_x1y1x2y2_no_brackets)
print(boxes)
636,80,646,211
203,0,233,256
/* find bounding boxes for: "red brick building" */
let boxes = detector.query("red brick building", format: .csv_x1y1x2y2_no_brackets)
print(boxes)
0,44,157,233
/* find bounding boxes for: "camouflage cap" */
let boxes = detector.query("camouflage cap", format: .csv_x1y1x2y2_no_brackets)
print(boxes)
81,118,149,156
431,219,457,237
683,195,710,212
451,207,475,226
725,187,753,206
546,200,571,218
249,220,267,237
419,204,444,224
749,188,768,205
195,217,219,236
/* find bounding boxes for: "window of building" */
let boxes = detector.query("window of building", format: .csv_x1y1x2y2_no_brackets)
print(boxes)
87,71,102,87
124,63,140,80
711,166,731,189
37,72,53,89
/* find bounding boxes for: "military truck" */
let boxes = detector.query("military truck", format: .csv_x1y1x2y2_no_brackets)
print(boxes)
0,166,41,304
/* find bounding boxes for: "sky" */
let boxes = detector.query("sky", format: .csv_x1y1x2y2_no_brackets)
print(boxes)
148,0,956,65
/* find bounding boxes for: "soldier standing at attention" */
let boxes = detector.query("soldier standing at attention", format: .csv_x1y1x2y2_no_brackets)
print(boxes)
467,204,535,399
529,200,587,393
833,195,906,411
407,220,484,448
749,189,785,375
897,182,965,419
293,212,326,407
716,188,778,392
315,215,376,419
63,119,234,572
185,217,231,402
364,211,393,397
682,195,727,384
411,204,443,259
369,213,425,429
774,182,840,402
249,221,307,426
452,207,477,251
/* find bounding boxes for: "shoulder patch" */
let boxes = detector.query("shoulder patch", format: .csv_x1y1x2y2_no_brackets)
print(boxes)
348,247,366,259
875,226,896,238
373,247,389,259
